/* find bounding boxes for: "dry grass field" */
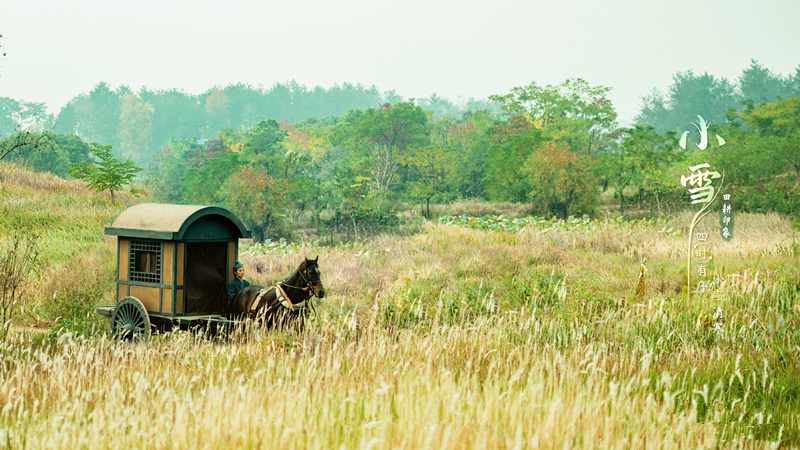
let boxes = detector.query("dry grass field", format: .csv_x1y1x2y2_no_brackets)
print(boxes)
1,162,799,448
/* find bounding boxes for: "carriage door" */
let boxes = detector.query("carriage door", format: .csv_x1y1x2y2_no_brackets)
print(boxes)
184,242,228,314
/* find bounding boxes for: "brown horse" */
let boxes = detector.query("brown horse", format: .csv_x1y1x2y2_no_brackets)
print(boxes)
229,256,325,333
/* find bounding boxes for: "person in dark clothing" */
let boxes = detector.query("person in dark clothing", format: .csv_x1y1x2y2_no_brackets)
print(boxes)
227,261,250,303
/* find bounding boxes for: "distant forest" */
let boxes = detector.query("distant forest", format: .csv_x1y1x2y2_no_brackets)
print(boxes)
2,59,799,240
0,82,497,166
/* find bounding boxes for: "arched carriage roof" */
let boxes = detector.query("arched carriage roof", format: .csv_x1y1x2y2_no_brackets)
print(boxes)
105,203,251,241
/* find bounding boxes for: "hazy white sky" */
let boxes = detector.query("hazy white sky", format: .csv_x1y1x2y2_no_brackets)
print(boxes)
1,0,799,124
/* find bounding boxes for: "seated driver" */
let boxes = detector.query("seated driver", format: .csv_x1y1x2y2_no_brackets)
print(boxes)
227,261,250,303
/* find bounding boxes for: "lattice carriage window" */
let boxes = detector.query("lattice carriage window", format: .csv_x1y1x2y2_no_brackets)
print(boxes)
129,240,162,284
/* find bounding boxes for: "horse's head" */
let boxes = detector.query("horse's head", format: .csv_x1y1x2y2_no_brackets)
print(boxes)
301,256,325,299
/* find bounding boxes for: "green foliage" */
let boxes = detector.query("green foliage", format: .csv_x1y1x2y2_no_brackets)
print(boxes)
50,81,415,168
636,71,738,134
0,131,68,176
118,93,155,164
735,96,800,188
41,65,800,237
525,143,597,217
145,138,190,203
0,132,92,178
181,150,240,205
599,124,688,215
325,159,401,239
439,214,538,232
82,82,124,148
52,133,91,165
483,125,546,202
636,61,800,134
400,145,454,217
734,175,800,215
722,97,800,215
70,143,142,202
447,110,492,199
0,98,53,138
244,118,286,156
218,166,290,240
322,205,400,240
349,101,430,152
47,317,100,341
490,78,619,155
0,97,22,137
738,59,793,105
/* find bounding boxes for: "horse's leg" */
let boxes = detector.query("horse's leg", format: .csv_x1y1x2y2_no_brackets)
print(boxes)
259,290,276,329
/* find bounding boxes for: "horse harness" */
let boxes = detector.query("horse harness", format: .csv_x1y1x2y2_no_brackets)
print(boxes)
248,265,320,317
248,283,305,314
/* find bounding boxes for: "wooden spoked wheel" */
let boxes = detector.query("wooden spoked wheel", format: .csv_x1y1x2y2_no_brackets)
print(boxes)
112,297,151,341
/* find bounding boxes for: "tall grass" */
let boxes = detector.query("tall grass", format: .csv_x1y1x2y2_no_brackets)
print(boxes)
2,162,799,447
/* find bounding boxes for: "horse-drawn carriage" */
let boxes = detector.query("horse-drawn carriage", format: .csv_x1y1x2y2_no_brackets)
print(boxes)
96,203,324,340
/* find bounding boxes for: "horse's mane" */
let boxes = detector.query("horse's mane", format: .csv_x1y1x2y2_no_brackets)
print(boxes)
283,258,317,285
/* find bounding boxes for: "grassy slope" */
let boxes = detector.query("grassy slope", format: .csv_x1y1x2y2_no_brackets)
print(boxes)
0,162,124,327
1,162,800,448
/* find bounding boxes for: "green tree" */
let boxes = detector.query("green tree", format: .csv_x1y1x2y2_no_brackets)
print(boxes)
735,96,800,180
483,119,546,202
70,143,141,202
789,65,800,98
400,145,453,218
20,102,51,129
139,88,204,153
88,82,123,148
181,150,240,205
244,118,286,157
448,110,492,199
609,124,684,215
53,133,91,165
0,97,21,137
725,97,800,216
524,143,596,218
636,71,737,134
353,101,430,152
417,93,459,118
54,94,92,138
330,102,430,200
118,93,155,164
326,152,400,239
738,59,791,105
203,87,231,136
490,78,619,155
146,138,191,203
218,166,289,241
0,131,64,175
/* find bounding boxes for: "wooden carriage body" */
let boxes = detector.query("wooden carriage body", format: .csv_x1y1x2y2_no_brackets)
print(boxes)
103,203,250,326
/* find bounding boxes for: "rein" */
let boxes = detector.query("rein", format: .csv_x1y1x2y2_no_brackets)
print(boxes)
281,263,322,299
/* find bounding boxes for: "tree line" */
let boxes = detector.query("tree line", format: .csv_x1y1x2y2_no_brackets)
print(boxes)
1,59,798,241
0,81,495,167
